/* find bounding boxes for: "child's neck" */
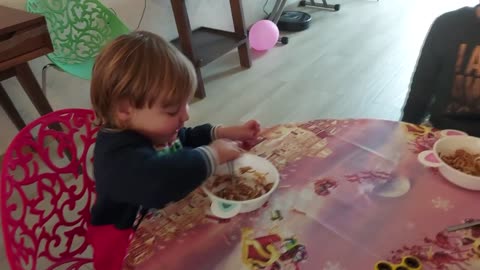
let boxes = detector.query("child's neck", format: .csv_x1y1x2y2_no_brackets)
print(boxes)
152,138,177,148
153,141,170,148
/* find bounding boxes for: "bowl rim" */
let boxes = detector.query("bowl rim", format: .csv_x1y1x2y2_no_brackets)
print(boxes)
432,135,480,179
202,155,280,204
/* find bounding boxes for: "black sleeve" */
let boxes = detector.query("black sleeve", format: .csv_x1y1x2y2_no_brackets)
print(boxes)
97,145,216,209
178,124,215,147
402,17,442,124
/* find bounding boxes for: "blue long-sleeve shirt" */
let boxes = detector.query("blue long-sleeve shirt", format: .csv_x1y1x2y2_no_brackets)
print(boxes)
90,124,217,229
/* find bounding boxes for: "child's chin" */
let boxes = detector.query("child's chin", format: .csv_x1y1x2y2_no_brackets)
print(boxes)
168,134,178,143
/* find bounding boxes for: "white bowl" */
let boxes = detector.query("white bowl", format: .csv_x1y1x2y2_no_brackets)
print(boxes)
202,153,280,219
418,135,480,190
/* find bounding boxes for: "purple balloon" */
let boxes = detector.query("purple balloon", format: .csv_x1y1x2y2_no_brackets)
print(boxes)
249,20,279,51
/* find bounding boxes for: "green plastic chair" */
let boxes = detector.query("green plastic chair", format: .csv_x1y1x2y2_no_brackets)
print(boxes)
26,0,130,90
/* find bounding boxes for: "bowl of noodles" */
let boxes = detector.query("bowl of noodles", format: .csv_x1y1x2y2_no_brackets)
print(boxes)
202,153,280,219
418,135,480,190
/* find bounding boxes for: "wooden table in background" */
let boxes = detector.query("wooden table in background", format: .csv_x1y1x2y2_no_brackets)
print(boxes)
0,5,53,130
170,0,251,99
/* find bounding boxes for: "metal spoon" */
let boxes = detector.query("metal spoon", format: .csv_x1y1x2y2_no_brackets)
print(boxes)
446,220,480,232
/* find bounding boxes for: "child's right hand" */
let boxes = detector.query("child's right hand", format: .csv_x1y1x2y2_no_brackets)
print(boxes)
210,139,243,164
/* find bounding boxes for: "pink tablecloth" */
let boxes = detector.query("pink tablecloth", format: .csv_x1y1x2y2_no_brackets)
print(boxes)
127,119,480,270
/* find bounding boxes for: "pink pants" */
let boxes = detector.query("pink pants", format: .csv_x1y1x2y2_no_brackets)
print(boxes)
88,224,133,270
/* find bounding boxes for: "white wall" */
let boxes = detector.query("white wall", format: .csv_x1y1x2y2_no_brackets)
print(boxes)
0,0,296,154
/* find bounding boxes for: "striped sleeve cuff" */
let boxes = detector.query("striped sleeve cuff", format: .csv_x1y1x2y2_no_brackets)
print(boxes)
210,125,222,141
195,146,219,177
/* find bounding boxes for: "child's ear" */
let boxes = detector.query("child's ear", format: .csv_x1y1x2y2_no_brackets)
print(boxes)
115,99,133,123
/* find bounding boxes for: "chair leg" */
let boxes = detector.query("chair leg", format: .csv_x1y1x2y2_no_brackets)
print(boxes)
42,63,59,93
194,67,206,99
0,83,26,130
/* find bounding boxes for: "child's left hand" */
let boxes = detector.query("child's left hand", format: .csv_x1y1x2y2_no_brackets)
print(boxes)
216,120,261,142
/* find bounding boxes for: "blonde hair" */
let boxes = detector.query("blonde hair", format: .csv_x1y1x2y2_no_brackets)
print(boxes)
90,31,197,128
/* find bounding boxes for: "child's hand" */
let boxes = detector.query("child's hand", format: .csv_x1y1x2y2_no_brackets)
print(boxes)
210,139,243,164
217,120,261,142
242,120,261,139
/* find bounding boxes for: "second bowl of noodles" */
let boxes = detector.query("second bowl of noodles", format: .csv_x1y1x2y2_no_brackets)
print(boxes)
418,135,480,190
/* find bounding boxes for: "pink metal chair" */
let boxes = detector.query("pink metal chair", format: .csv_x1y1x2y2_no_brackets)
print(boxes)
1,109,98,270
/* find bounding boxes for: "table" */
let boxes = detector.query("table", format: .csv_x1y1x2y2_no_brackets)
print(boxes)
126,119,480,270
0,5,54,130
170,0,251,99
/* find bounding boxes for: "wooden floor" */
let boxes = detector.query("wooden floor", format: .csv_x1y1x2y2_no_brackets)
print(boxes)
1,0,479,268
188,0,478,127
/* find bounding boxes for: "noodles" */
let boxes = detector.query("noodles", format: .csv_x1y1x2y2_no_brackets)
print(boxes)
440,149,480,176
208,167,272,201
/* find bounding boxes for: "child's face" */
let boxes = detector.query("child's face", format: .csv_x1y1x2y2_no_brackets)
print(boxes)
122,98,190,146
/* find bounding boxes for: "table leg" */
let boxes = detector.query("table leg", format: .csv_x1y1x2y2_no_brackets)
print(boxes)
15,63,54,116
230,0,252,68
171,0,206,99
0,82,26,130
14,63,65,133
